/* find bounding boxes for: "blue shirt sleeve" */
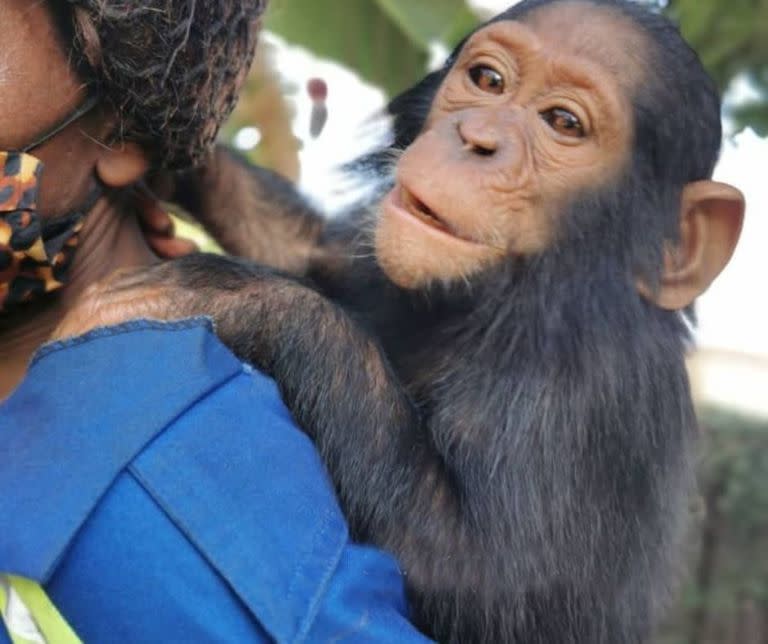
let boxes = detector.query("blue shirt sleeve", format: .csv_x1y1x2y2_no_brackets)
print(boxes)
0,319,432,643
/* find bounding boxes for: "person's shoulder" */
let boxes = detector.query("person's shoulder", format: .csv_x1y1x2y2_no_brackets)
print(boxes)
0,318,330,583
0,319,431,642
3,317,245,434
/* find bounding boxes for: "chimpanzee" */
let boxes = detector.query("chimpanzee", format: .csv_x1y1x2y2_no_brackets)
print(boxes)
56,0,745,642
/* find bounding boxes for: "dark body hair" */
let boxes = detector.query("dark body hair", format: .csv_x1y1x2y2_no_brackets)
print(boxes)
311,3,722,638
121,1,726,641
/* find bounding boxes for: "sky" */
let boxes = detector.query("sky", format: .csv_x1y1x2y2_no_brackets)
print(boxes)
468,0,520,14
249,14,768,365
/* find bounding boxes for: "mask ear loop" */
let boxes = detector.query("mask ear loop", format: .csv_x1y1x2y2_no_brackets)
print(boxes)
18,95,106,251
17,95,100,154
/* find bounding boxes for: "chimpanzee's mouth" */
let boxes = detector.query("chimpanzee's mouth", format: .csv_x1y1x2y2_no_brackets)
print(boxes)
386,183,495,250
400,187,455,236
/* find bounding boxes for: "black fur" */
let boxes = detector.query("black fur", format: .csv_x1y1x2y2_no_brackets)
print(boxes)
146,1,724,641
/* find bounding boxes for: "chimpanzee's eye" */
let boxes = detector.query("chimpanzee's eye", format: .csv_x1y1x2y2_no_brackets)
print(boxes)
540,107,585,138
469,65,505,95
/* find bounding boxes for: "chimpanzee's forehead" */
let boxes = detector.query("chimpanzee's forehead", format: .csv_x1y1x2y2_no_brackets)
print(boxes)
469,1,651,94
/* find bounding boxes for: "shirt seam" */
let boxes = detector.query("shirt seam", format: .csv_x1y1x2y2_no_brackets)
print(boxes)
125,368,348,644
31,364,243,583
291,506,348,643
31,317,215,366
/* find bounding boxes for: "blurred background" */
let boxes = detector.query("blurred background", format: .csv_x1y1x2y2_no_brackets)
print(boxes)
210,1,767,641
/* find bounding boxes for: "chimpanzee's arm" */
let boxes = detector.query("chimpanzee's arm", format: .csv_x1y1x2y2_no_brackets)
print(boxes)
169,147,325,274
60,254,466,590
176,256,467,579
56,253,646,642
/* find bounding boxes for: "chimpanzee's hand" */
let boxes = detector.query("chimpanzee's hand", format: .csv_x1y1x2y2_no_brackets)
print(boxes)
136,190,200,259
52,262,192,341
51,254,263,340
50,254,307,375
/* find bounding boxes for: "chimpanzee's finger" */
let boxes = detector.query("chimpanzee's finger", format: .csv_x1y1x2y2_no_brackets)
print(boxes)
147,235,199,260
137,192,174,237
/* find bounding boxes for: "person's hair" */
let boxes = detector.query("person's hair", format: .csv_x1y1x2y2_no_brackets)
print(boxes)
57,0,267,169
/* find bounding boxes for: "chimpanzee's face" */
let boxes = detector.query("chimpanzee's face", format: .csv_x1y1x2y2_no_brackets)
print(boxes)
375,1,650,289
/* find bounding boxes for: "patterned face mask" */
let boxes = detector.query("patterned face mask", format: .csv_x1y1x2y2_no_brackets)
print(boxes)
0,96,100,313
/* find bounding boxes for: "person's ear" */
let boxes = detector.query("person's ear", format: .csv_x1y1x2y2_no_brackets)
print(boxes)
95,142,150,188
639,181,745,310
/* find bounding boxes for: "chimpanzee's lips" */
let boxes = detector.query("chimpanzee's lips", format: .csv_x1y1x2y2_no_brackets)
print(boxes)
389,184,484,246
399,187,454,235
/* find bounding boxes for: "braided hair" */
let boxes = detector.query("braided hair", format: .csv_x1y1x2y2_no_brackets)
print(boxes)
58,0,267,169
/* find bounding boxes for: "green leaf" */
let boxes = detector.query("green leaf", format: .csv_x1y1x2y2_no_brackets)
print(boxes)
732,101,768,136
376,0,479,50
264,0,479,97
665,0,768,133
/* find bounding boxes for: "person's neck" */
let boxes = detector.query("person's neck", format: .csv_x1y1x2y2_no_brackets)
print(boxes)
0,196,157,399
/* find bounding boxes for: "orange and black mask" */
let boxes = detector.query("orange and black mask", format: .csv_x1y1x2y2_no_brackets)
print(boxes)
0,96,100,313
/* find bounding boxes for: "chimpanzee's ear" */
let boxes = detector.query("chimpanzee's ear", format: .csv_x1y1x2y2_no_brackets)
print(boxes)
638,180,745,310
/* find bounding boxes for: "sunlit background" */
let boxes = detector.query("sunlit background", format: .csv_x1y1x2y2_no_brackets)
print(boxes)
216,2,768,641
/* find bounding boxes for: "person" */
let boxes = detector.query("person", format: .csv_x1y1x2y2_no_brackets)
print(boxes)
0,1,429,641
0,0,213,397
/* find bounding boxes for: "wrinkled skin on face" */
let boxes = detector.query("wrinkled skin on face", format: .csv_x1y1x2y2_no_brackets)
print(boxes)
376,3,644,288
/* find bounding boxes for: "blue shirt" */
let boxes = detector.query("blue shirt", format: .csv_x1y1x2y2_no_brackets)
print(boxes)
0,319,431,643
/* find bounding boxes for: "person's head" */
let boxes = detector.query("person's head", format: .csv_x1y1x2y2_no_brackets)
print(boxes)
0,0,265,312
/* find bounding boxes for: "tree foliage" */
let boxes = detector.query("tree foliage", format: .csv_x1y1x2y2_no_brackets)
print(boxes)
264,0,478,97
665,0,768,134
658,408,768,644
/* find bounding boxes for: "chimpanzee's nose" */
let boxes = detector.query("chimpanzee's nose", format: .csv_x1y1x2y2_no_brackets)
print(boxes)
456,110,500,157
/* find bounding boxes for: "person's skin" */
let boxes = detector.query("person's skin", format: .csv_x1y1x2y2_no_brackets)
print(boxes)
0,0,192,398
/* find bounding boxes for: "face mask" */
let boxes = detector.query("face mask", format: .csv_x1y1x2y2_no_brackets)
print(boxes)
0,96,100,313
